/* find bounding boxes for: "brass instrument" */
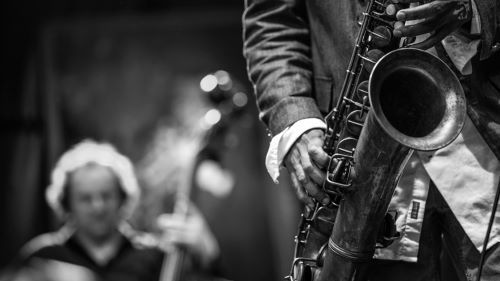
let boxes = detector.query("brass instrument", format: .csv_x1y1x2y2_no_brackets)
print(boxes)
287,1,466,280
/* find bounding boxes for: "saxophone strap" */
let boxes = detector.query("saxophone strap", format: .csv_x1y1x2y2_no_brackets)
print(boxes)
476,177,500,281
328,238,374,262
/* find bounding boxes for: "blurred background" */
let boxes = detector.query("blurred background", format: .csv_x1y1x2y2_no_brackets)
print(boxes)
0,1,301,280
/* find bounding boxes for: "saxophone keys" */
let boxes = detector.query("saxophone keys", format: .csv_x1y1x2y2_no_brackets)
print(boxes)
363,49,385,72
369,26,392,47
385,3,397,16
346,110,366,136
385,3,405,17
356,80,369,100
291,262,313,281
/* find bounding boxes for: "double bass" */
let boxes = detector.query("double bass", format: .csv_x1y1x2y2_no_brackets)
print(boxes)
159,70,248,281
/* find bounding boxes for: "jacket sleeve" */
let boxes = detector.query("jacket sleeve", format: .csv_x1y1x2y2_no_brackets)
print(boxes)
474,0,500,59
242,0,322,136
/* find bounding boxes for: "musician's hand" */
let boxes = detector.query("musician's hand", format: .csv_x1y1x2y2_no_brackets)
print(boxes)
392,0,471,50
157,205,219,267
283,129,330,209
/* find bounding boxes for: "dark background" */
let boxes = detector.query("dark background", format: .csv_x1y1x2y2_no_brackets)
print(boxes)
0,1,301,281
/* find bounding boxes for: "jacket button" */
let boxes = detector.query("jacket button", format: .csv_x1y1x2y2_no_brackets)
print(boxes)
492,43,500,53
357,14,363,27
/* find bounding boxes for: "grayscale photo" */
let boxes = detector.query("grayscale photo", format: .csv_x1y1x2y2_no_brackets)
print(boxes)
1,1,499,281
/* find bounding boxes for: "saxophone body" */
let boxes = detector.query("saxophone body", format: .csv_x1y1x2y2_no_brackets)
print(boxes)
287,1,466,280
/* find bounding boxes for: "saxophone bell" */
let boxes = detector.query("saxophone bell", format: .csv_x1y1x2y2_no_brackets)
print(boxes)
369,48,466,151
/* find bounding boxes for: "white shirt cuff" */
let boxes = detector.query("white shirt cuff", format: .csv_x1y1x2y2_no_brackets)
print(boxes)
265,118,327,183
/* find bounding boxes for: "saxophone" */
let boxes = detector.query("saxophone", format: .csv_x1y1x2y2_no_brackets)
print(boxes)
286,1,467,280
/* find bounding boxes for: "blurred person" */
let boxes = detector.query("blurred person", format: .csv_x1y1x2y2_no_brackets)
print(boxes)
243,0,499,280
4,140,220,281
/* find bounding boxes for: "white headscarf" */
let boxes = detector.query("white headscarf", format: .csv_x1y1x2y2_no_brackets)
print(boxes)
45,139,140,218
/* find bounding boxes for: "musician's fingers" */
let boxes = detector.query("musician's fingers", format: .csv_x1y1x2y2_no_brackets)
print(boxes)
302,162,323,187
386,4,398,16
286,133,329,207
308,146,329,169
303,179,330,206
157,214,188,230
290,172,315,209
298,144,321,185
294,145,329,204
161,233,194,250
393,15,444,38
157,233,177,252
394,20,405,30
396,1,455,21
159,227,189,239
159,221,198,248
169,229,193,240
289,149,307,184
162,228,187,240
407,20,459,49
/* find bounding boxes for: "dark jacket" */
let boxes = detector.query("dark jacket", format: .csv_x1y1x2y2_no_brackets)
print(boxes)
15,229,164,281
243,0,500,143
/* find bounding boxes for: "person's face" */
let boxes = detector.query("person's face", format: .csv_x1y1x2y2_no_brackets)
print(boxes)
66,164,124,241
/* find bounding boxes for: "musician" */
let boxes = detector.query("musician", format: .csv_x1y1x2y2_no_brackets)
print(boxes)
243,0,500,280
7,140,220,281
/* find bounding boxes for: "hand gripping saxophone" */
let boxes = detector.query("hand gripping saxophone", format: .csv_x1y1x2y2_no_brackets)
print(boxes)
286,1,467,281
